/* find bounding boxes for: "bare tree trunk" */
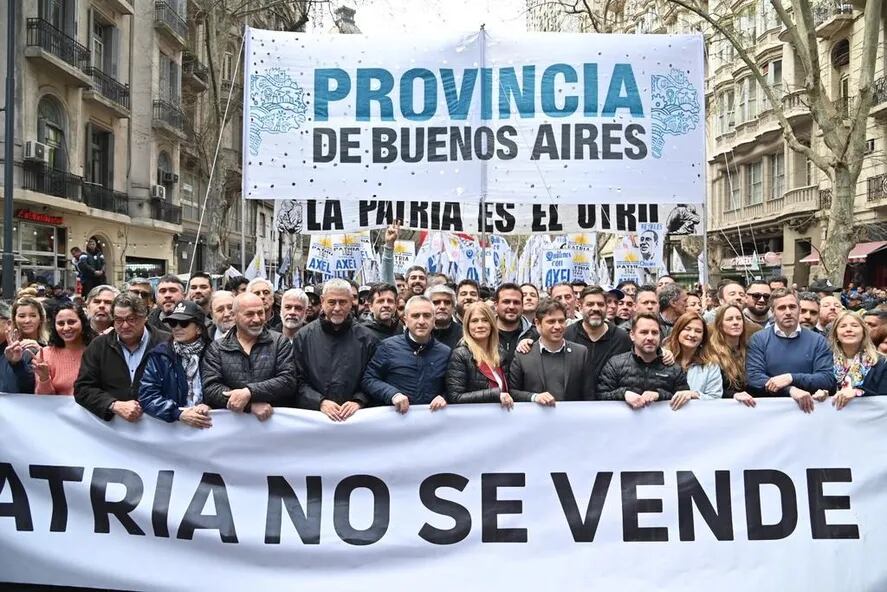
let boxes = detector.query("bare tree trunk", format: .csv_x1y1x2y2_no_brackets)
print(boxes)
819,165,855,285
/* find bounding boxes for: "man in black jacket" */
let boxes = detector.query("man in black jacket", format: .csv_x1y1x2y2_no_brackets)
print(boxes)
363,283,403,341
294,279,378,421
598,312,693,410
427,284,463,349
147,275,185,333
75,293,169,421
509,299,591,405
201,293,296,421
566,286,632,399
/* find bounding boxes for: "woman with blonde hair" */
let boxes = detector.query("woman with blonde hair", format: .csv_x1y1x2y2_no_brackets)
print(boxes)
445,302,513,408
12,297,49,347
663,312,723,408
825,310,886,407
708,304,755,406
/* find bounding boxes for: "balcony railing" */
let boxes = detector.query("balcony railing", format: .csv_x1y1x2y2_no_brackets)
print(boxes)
82,183,129,215
838,95,856,118
874,77,887,107
84,67,130,110
150,200,183,224
153,99,185,131
26,18,90,71
22,163,82,201
183,50,209,84
813,2,852,27
867,174,887,202
720,185,819,228
154,1,188,40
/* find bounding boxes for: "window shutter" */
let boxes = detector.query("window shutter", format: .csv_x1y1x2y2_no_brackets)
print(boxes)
65,0,76,37
106,132,115,190
37,117,47,143
109,26,119,79
84,122,93,182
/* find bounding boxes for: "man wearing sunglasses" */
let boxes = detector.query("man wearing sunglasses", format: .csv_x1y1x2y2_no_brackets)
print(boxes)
75,293,169,422
743,281,772,328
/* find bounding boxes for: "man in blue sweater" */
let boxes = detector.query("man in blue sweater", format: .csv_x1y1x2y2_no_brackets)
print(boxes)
746,288,836,412
362,295,450,414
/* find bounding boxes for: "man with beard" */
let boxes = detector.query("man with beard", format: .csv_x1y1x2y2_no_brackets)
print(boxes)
509,299,591,405
427,284,463,349
598,313,692,409
148,275,185,332
363,283,403,341
406,266,428,297
456,279,479,322
703,280,745,323
280,288,309,342
86,285,119,334
565,287,632,400
208,290,235,340
798,292,821,332
658,283,687,338
187,272,214,321
743,280,772,328
294,279,378,421
248,278,282,331
615,292,635,330
817,295,842,333
494,283,535,369
201,293,296,421
303,287,321,323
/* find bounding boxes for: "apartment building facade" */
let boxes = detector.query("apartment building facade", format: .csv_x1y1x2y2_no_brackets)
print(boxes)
0,0,272,293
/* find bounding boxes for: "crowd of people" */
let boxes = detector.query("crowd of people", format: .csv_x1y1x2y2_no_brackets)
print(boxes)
1,227,885,425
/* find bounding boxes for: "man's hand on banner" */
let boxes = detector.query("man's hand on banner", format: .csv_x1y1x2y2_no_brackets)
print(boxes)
339,401,362,420
670,390,698,410
225,388,252,412
180,406,212,429
251,402,273,422
111,400,142,422
641,390,660,405
624,391,644,409
789,386,814,413
320,399,343,421
392,393,410,414
733,391,756,407
533,392,556,407
499,392,514,410
430,395,447,412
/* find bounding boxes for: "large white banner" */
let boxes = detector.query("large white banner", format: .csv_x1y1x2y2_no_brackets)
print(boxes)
243,29,705,205
272,199,702,236
3,395,887,591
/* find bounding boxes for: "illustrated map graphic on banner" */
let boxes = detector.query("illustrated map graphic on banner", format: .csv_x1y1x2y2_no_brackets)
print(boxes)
243,29,704,205
3,395,887,591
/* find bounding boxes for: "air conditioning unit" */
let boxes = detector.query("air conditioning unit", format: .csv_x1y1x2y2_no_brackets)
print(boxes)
162,172,178,184
24,141,47,163
151,185,167,200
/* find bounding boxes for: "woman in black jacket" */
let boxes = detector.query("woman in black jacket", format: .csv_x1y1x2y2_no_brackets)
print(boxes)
446,302,513,408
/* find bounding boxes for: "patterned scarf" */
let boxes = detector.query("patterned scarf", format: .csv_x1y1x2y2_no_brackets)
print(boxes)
834,352,876,390
173,339,206,406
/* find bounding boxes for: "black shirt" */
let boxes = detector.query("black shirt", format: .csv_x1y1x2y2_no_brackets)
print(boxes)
564,321,632,399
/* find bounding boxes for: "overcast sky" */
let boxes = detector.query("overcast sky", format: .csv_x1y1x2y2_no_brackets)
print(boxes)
351,0,527,35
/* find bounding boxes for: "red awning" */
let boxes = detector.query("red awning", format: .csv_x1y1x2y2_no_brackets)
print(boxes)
799,252,820,264
848,241,887,262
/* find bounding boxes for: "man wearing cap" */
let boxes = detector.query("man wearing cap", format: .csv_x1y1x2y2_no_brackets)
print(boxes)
604,287,623,323
566,287,632,399
363,283,404,341
357,285,373,321
303,286,321,324
201,293,296,420
75,293,169,421
294,279,378,421
426,284,463,349
0,301,36,393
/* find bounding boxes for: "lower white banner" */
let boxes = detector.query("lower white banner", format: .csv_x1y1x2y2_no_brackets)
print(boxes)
2,395,887,591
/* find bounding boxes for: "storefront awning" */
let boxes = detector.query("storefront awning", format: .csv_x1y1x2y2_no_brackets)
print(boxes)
801,242,887,264
848,241,887,262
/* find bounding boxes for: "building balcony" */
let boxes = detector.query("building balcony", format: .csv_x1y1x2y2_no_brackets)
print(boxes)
150,200,183,224
82,182,130,215
870,77,887,120
813,2,853,38
154,1,187,47
83,67,130,118
152,99,187,140
21,163,82,201
715,185,820,230
24,18,92,87
782,90,812,123
867,173,887,204
183,51,209,92
837,95,855,119
105,0,135,15
219,80,243,109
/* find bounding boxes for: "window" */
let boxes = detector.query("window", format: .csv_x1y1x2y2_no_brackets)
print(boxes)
222,51,234,82
159,52,180,104
719,89,735,133
180,176,199,221
763,59,782,94
738,79,756,123
768,152,785,200
37,96,67,171
85,126,113,188
157,151,174,198
806,157,815,186
725,166,741,211
747,161,763,204
258,212,266,237
738,6,757,43
758,0,780,32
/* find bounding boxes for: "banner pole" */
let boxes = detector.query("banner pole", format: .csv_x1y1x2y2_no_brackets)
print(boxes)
479,24,488,286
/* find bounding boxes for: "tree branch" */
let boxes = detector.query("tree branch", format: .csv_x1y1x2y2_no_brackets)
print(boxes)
843,0,883,177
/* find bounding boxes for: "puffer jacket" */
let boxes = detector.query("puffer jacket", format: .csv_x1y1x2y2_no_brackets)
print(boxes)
0,342,34,393
598,350,690,401
138,341,205,422
362,316,404,342
293,317,378,409
362,333,450,405
201,328,296,409
445,344,508,404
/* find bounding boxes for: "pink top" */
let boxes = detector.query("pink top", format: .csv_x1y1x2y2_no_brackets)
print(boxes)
34,346,85,396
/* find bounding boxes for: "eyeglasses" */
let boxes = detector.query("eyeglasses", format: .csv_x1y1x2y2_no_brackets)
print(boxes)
113,315,145,326
748,293,770,301
166,319,195,328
